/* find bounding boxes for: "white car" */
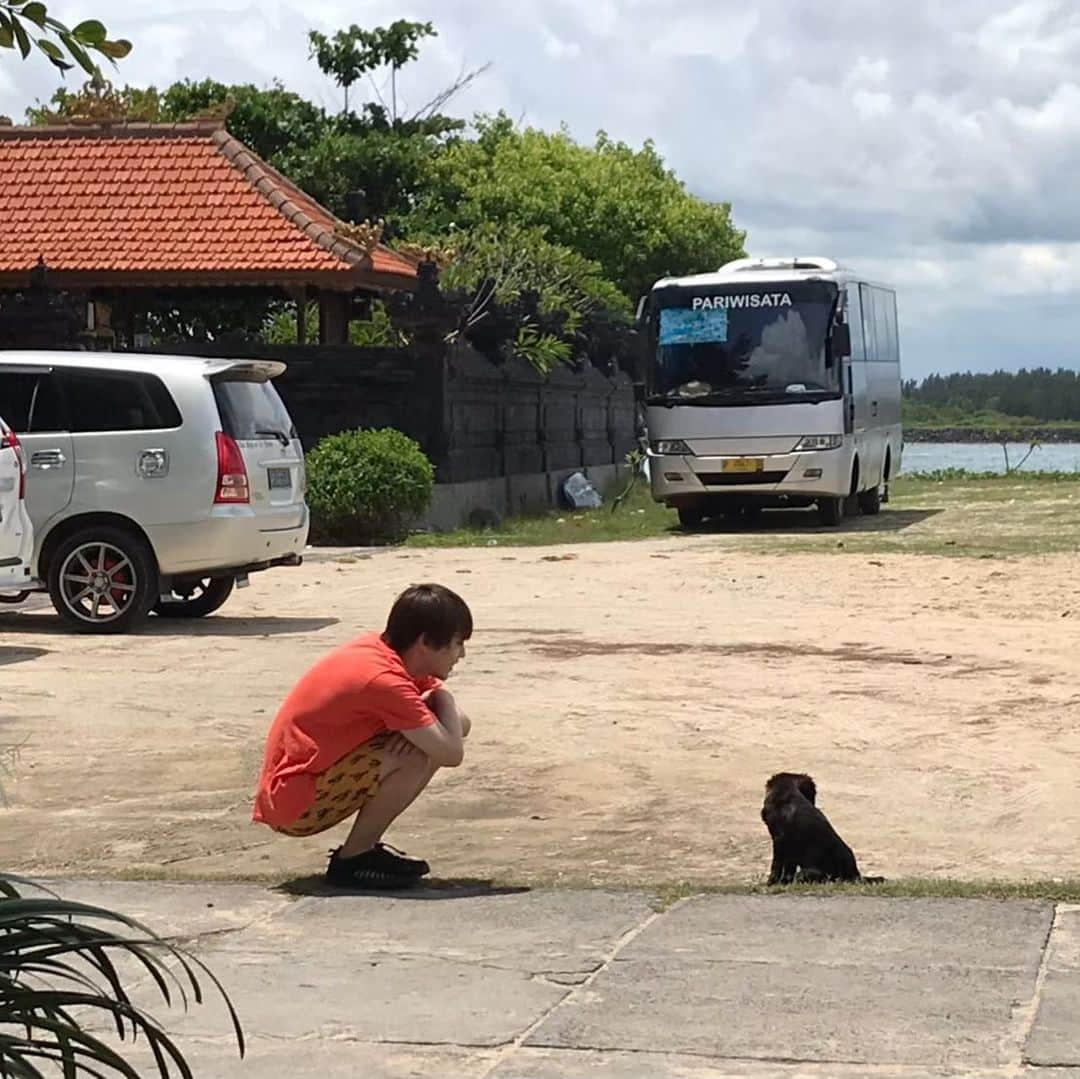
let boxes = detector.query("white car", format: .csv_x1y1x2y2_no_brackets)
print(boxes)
0,352,309,633
0,414,33,594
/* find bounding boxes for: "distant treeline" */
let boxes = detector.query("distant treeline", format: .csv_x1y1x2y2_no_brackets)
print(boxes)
903,368,1080,426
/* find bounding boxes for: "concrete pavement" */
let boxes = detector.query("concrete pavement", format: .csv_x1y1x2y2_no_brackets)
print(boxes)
32,879,1080,1078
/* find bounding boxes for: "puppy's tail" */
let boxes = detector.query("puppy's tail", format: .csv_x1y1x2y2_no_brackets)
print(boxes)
859,875,886,885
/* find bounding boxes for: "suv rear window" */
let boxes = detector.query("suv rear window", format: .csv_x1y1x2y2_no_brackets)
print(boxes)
0,370,65,432
61,369,182,432
213,379,297,442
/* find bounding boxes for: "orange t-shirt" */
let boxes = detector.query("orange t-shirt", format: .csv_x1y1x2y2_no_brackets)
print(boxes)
252,632,440,828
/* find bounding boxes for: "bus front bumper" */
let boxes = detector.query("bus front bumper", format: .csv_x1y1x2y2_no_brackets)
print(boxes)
648,447,854,505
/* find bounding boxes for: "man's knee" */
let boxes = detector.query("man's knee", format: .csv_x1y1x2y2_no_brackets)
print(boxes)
460,712,472,739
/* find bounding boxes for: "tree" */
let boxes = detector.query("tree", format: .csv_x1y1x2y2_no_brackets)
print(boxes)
27,18,486,225
29,57,470,225
154,77,460,222
406,112,746,303
392,222,633,370
26,78,161,124
0,2,129,74
20,22,744,371
429,222,630,325
28,77,381,219
902,368,1080,425
308,19,434,118
157,79,325,159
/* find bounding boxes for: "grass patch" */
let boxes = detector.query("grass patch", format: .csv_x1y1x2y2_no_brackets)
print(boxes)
50,865,1080,907
898,467,1080,490
406,470,1080,559
406,481,678,549
769,470,1080,558
650,877,1080,910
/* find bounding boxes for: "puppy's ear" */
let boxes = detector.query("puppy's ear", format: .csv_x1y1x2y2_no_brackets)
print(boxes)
797,775,817,803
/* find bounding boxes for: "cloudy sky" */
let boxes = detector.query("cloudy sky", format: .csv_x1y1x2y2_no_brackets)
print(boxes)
2,0,1079,380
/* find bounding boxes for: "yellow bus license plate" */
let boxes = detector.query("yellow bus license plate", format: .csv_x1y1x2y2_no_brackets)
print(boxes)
721,458,764,473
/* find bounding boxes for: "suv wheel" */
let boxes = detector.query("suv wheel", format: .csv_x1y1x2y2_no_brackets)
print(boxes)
153,576,235,619
47,527,158,634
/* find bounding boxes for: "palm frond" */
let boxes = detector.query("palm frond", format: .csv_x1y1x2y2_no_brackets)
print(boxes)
0,873,243,1078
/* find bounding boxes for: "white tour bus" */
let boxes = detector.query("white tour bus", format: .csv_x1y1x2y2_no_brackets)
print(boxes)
639,256,903,527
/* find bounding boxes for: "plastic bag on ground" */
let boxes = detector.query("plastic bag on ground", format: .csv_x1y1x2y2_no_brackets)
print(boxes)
562,471,603,510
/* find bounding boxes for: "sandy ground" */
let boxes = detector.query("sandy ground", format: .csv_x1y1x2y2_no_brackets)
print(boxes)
2,533,1080,887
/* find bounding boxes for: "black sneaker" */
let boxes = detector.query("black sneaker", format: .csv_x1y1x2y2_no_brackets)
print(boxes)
325,844,430,889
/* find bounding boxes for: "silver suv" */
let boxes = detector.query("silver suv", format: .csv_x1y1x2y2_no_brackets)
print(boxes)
0,352,309,633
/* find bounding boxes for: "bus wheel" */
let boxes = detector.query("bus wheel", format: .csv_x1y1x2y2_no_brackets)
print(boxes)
858,485,882,515
843,461,861,517
678,506,705,529
818,496,844,526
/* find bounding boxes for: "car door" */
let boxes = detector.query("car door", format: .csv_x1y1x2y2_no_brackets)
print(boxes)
56,365,188,530
0,417,32,589
0,366,74,551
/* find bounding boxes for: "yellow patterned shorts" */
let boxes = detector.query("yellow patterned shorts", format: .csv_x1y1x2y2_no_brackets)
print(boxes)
274,734,389,838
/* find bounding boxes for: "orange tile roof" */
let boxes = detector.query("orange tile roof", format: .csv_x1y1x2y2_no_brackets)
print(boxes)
0,121,417,289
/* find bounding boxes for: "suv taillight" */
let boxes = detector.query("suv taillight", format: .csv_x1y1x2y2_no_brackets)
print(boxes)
1,428,25,500
214,431,249,504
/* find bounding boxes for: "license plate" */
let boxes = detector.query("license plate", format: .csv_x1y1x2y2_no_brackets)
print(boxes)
267,467,292,490
721,458,764,474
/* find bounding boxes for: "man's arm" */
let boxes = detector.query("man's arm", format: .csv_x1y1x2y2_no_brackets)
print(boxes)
399,688,465,767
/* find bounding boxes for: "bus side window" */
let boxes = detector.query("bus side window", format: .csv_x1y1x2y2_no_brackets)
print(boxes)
875,287,895,364
882,289,899,364
846,286,866,361
860,283,879,363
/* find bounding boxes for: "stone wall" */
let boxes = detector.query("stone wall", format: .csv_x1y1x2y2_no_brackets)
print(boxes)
145,341,640,525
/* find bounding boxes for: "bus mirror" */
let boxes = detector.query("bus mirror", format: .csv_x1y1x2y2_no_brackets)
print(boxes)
831,322,851,361
634,295,648,330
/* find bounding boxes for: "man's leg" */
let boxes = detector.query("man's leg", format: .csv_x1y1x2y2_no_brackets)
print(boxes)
338,711,471,858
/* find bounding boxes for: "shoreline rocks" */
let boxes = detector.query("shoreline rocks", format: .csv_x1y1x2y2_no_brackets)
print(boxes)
905,426,1080,444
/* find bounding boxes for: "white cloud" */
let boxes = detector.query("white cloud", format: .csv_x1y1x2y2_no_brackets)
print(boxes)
541,33,581,60
650,7,759,62
1,0,1078,376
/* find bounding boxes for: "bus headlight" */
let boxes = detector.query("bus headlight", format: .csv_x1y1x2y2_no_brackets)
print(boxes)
794,434,843,451
651,439,693,456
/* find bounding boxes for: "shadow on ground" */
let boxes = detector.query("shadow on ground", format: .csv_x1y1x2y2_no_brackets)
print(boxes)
0,644,49,665
0,614,339,637
670,506,943,537
275,874,532,900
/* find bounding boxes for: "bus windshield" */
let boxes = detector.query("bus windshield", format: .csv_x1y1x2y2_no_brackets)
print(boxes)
648,280,840,404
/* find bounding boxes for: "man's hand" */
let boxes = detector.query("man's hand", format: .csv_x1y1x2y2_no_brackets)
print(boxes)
397,687,467,768
423,687,458,721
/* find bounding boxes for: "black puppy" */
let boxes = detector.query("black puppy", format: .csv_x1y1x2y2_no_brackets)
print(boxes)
761,772,883,884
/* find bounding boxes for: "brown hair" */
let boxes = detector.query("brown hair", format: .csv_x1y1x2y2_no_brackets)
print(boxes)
383,583,473,653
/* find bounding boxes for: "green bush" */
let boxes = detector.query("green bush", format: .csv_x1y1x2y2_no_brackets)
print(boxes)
305,428,435,545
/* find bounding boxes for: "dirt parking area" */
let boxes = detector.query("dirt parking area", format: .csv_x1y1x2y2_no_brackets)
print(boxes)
2,534,1080,887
